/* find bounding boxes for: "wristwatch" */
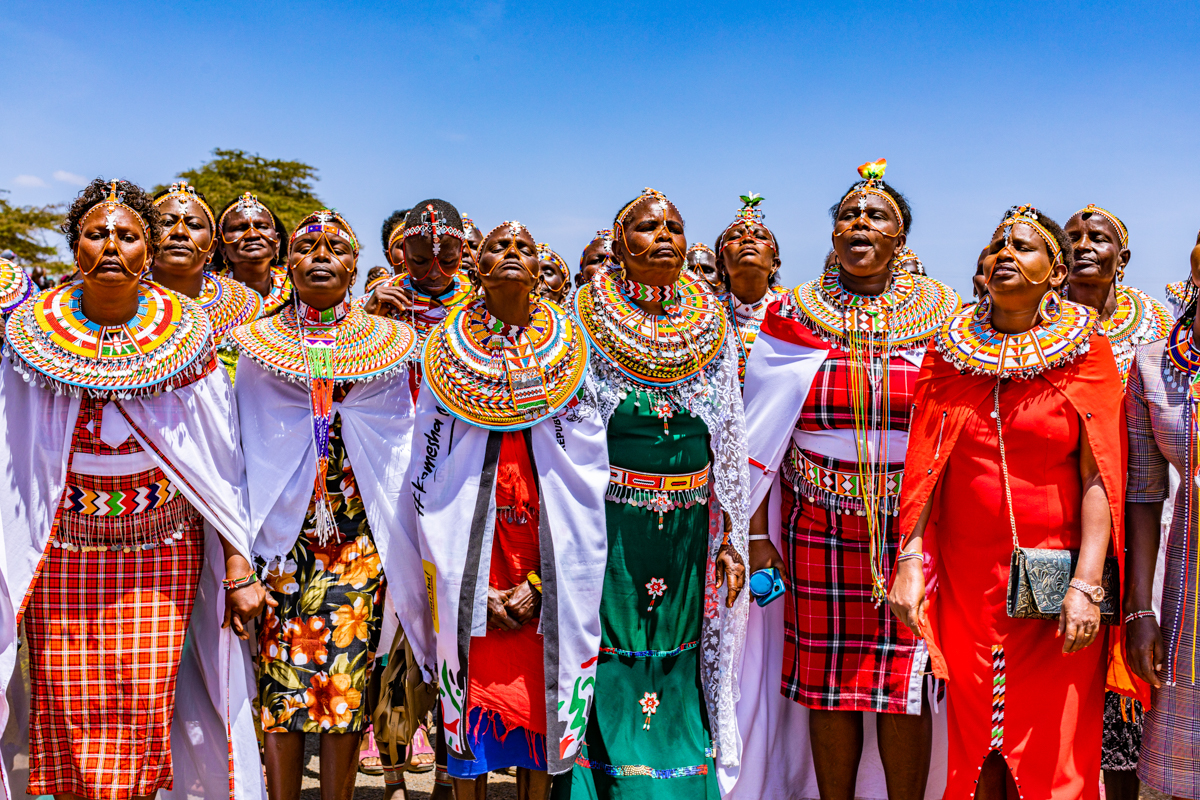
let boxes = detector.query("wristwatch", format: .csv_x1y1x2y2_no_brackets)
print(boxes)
1069,577,1105,604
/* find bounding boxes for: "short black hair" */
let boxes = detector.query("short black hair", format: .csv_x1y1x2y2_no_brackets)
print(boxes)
404,199,463,232
209,194,289,272
381,208,409,251
62,178,162,258
828,180,913,235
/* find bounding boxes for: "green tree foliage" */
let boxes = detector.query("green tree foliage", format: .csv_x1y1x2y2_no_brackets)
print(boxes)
0,191,71,274
157,148,324,231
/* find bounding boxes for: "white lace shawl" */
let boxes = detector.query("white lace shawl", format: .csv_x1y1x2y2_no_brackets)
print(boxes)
589,333,750,768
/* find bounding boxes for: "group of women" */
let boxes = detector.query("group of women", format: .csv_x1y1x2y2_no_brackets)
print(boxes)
0,158,1195,800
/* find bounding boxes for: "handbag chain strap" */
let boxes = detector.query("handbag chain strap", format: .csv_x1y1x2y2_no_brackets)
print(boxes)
994,379,1020,549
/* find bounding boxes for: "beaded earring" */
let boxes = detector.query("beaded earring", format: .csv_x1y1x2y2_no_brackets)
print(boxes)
1038,289,1063,323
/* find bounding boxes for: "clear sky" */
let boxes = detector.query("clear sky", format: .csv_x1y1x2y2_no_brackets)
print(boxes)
2,1,1198,298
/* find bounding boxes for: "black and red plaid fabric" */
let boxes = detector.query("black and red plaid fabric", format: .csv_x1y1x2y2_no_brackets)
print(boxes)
797,351,920,433
778,481,924,713
72,397,145,456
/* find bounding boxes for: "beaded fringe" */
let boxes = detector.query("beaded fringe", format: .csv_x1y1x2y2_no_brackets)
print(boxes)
784,472,901,517
54,494,196,553
604,484,710,512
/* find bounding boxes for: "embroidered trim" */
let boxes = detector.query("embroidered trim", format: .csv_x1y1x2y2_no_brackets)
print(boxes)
5,281,216,397
990,645,1006,751
421,298,588,430
935,298,1097,378
599,640,698,659
783,446,903,516
0,258,34,316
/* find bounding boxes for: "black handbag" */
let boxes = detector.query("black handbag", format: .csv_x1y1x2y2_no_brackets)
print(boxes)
991,381,1118,625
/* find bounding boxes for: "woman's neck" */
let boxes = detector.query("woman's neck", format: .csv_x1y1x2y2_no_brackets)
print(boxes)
838,266,890,297
231,257,274,297
151,266,205,299
81,281,140,327
729,268,770,305
991,301,1042,335
483,285,532,327
1068,277,1118,322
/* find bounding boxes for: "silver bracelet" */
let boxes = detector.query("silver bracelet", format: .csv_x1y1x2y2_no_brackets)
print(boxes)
748,533,772,541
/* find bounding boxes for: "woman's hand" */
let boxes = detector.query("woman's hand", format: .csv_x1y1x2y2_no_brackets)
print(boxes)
487,586,520,631
223,554,273,640
888,558,927,638
749,539,788,582
504,580,542,626
1059,587,1101,653
715,543,746,608
1126,615,1164,688
363,285,412,317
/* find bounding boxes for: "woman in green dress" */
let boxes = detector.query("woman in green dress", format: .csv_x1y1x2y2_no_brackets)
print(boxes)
555,188,749,799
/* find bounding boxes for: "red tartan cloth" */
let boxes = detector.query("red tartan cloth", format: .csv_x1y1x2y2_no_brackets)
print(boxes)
779,481,923,713
23,397,205,800
797,350,919,433
467,432,546,735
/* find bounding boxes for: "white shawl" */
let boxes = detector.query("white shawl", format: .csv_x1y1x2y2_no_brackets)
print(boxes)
0,359,264,800
396,382,610,775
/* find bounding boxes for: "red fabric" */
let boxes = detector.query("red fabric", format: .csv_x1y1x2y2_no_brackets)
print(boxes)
467,432,546,734
798,351,920,434
25,514,204,800
898,335,1144,800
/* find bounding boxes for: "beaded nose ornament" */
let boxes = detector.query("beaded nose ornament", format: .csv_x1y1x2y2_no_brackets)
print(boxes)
78,181,151,276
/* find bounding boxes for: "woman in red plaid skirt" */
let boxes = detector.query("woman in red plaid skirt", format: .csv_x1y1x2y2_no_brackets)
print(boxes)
0,178,268,800
736,160,960,800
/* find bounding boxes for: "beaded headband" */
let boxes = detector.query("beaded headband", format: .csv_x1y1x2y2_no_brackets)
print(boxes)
462,216,479,234
995,205,1063,265
580,229,614,269
840,159,905,234
387,219,407,249
1075,204,1129,249
615,188,676,230
154,181,215,228
537,243,568,277
218,191,271,234
77,181,151,275
291,209,359,255
403,203,466,258
687,243,715,257
719,193,777,254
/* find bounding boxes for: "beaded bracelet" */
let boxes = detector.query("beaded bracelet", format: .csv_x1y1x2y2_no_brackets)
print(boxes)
223,572,260,591
896,551,924,563
526,571,543,594
748,533,772,541
1124,610,1155,624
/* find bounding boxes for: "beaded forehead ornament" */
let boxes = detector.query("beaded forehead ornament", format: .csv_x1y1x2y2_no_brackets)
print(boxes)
78,181,151,276
404,203,466,258
580,229,615,269
218,191,276,240
687,243,715,258
290,209,359,256
1074,204,1129,249
478,221,536,277
537,243,569,278
837,159,904,237
991,204,1063,282
154,181,216,254
615,188,685,262
719,193,778,256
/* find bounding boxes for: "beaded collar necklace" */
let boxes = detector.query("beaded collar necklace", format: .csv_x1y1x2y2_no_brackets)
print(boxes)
622,278,678,306
1164,315,1200,391
0,258,33,316
1103,285,1172,382
936,294,1097,379
5,280,215,397
261,266,293,315
1166,280,1192,310
724,287,785,384
575,265,726,392
788,265,959,352
423,297,588,430
196,272,263,347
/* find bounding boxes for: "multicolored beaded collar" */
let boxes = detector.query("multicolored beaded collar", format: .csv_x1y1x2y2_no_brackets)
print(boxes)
575,265,727,389
788,265,960,353
196,272,263,346
423,298,589,430
722,287,786,385
5,281,215,397
372,271,475,337
1164,314,1200,391
1104,285,1172,381
1166,280,1192,311
0,258,34,316
259,266,293,316
936,294,1098,379
231,298,416,384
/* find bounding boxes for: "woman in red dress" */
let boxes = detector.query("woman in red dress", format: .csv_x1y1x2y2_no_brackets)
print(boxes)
890,205,1140,800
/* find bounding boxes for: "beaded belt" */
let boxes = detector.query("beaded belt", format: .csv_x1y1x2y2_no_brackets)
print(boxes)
783,446,903,517
63,479,180,516
56,476,195,553
606,465,710,529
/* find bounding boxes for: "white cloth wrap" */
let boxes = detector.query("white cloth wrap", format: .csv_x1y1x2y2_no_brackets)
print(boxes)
588,332,750,769
396,379,609,775
0,359,265,800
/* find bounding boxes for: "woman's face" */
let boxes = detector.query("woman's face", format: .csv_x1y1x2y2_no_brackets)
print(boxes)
478,226,539,299
288,229,356,309
578,238,615,286
403,234,463,284
76,205,149,297
538,255,567,295
614,199,686,285
219,207,280,268
1066,213,1126,285
982,222,1065,313
719,221,778,286
154,197,214,278
831,192,905,278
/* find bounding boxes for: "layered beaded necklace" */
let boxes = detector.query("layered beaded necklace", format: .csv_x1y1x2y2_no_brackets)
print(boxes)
722,287,785,385
260,266,293,315
196,272,263,348
1103,285,1173,382
0,257,33,317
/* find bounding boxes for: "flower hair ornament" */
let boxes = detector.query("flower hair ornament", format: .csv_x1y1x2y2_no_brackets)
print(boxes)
78,180,152,276
290,209,360,260
403,203,466,276
718,192,779,266
991,204,1064,284
835,159,905,239
478,221,536,277
153,181,216,256
614,187,685,262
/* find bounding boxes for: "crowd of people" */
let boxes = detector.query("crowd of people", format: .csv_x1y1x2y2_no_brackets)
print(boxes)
0,157,1194,800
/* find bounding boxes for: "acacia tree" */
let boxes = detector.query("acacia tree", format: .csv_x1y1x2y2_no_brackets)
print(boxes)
157,148,325,231
0,191,71,276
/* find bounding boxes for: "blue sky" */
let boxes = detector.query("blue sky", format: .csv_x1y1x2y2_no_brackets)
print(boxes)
2,1,1198,298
